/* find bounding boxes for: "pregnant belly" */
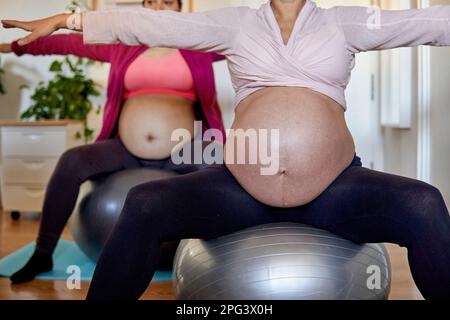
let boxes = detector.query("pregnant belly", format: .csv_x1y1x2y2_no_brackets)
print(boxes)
225,87,356,208
119,94,196,159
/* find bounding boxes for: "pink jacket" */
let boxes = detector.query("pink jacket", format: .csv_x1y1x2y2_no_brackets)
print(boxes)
12,34,226,141
82,0,450,110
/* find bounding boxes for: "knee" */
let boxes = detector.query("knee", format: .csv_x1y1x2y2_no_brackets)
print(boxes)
53,146,87,179
121,181,169,224
405,182,448,230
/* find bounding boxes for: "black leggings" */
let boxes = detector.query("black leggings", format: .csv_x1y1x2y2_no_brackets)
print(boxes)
86,155,450,300
36,138,208,261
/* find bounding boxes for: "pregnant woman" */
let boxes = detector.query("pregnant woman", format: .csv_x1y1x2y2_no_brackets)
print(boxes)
0,0,226,283
3,0,450,299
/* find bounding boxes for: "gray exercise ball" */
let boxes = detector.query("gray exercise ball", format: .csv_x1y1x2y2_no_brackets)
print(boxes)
70,168,178,266
173,222,391,300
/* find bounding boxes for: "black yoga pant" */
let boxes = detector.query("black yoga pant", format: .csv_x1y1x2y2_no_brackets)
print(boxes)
36,138,208,266
87,155,450,300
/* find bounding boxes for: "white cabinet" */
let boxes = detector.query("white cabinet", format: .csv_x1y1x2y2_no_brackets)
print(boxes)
0,120,84,214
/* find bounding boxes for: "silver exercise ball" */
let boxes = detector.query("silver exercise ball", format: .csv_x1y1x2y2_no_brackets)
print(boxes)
70,168,178,266
174,222,391,300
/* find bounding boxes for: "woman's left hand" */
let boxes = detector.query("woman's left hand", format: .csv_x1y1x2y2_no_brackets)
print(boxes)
1,14,70,46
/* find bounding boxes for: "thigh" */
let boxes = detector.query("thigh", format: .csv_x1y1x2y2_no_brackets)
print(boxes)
274,165,445,245
59,138,141,181
161,140,224,174
125,164,276,241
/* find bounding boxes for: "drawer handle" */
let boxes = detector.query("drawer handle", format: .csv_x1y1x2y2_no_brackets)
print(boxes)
24,187,45,198
22,160,45,164
21,133,44,141
22,160,46,170
22,133,44,136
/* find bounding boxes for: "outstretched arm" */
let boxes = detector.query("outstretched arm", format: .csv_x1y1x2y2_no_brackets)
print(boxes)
83,8,240,55
9,34,114,62
2,7,242,56
334,5,450,53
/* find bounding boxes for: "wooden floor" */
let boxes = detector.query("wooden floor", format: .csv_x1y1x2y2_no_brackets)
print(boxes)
0,210,423,300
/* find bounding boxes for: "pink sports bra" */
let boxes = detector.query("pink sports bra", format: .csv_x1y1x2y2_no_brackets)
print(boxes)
124,50,197,102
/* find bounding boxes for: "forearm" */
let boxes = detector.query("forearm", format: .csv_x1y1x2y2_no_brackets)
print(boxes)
13,34,75,56
34,13,75,32
10,15,114,62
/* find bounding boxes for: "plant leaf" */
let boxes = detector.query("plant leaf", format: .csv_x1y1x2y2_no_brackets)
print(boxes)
49,61,63,72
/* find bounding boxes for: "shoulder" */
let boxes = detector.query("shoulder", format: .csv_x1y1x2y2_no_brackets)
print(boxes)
198,6,253,25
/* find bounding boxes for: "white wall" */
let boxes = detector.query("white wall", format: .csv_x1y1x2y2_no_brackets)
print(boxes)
0,1,68,119
381,0,450,206
428,0,450,205
379,0,420,179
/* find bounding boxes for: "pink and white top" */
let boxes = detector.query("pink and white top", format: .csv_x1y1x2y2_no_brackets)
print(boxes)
83,0,450,110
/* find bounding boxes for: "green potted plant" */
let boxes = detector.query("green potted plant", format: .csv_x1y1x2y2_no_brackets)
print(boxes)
21,56,101,142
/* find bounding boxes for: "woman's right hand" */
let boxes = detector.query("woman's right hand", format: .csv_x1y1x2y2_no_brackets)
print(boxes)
0,43,12,53
1,13,70,46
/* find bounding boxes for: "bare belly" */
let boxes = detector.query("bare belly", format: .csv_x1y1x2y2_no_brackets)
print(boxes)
119,94,196,159
225,87,356,208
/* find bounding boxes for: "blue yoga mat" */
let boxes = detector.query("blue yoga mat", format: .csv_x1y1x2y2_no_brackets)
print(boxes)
0,240,173,282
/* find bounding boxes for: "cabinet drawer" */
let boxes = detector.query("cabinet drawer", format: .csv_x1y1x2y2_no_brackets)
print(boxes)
1,185,46,212
2,158,59,184
1,127,66,156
